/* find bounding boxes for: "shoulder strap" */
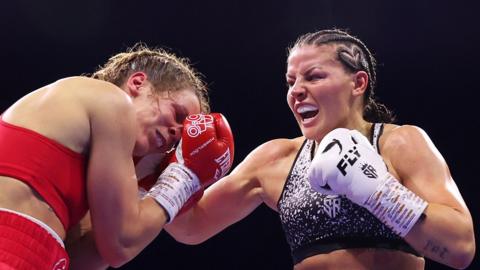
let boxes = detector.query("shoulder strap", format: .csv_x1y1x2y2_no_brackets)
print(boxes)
370,123,384,154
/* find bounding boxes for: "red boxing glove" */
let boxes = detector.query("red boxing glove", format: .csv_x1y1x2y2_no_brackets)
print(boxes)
175,113,234,214
174,113,234,186
146,113,235,221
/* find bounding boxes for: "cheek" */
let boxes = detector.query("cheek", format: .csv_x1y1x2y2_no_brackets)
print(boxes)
156,108,176,127
156,114,170,127
286,91,295,110
316,81,347,102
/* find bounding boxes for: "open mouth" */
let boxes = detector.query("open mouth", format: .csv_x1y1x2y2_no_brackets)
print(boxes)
297,104,319,122
155,130,165,148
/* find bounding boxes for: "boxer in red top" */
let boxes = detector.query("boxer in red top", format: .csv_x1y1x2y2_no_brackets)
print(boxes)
0,44,234,270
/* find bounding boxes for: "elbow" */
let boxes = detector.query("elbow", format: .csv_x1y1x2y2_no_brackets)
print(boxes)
447,236,476,269
166,225,208,245
97,240,138,268
452,244,475,269
169,231,207,245
99,248,131,268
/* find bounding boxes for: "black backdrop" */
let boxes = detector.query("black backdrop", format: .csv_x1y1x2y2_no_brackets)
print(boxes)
1,1,478,269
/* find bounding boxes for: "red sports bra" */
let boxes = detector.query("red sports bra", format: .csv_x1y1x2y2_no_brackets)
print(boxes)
0,119,88,230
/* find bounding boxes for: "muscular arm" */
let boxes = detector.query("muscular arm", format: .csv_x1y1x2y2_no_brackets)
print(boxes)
85,86,168,267
165,138,299,244
165,148,264,244
384,126,475,269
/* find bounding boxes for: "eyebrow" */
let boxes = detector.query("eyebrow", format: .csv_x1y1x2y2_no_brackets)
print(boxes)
286,65,324,78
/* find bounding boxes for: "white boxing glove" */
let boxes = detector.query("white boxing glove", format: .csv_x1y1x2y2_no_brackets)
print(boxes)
308,128,386,204
308,128,428,237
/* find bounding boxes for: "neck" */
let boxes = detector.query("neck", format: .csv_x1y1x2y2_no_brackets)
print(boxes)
314,113,372,146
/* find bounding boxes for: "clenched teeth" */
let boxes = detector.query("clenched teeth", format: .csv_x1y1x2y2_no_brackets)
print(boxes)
296,104,318,114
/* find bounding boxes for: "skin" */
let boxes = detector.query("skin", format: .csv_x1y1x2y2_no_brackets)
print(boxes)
0,73,201,268
166,44,475,269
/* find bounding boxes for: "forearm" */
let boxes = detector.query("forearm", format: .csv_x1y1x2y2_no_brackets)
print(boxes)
118,198,169,258
92,197,168,267
405,203,475,269
165,206,229,245
165,209,203,244
166,176,264,245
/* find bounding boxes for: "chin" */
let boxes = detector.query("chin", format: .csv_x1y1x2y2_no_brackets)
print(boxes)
302,126,327,143
133,143,149,157
300,127,316,140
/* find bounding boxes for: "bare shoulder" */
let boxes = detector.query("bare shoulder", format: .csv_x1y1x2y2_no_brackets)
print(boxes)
240,136,305,169
229,136,305,208
57,77,130,106
66,77,136,152
232,136,304,182
51,77,133,124
54,76,118,89
380,124,432,155
379,123,447,181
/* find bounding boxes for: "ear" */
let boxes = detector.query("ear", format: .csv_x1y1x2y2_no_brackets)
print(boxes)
126,72,148,97
351,71,368,97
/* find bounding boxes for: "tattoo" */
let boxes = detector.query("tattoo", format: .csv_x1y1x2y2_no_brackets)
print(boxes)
424,240,449,259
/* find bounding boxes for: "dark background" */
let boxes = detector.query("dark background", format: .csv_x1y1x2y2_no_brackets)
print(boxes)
1,0,478,269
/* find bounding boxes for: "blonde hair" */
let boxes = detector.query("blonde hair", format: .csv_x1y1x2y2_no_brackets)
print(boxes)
92,43,210,113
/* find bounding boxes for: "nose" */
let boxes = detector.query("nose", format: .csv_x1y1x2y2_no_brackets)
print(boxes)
289,83,307,101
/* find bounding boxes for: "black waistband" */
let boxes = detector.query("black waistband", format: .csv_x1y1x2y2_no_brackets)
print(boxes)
292,237,421,264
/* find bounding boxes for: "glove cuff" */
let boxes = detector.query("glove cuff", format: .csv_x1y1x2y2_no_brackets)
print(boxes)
364,174,428,237
146,163,201,223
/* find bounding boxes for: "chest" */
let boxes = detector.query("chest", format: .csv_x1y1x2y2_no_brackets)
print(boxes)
259,148,299,210
277,140,402,249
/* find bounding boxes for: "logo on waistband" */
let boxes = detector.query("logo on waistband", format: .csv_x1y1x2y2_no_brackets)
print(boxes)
322,195,342,218
53,258,67,270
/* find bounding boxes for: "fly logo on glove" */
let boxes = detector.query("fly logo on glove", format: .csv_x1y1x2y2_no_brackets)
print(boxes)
324,134,378,180
337,144,360,176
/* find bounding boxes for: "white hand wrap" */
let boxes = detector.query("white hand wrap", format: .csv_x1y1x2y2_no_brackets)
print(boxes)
146,163,201,222
364,175,428,237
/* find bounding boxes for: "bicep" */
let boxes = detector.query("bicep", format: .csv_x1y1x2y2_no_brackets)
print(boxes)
86,99,139,243
200,168,263,225
389,126,469,213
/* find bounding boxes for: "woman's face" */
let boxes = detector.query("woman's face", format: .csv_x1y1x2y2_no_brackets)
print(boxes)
286,44,357,142
134,86,201,156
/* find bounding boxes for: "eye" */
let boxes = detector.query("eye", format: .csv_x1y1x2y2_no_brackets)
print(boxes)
305,73,326,81
286,80,294,89
174,106,188,124
175,112,185,124
286,76,295,88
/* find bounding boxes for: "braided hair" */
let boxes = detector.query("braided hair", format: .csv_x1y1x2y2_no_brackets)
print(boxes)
289,29,394,123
